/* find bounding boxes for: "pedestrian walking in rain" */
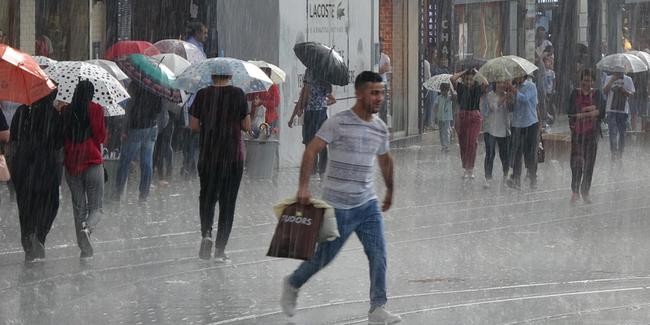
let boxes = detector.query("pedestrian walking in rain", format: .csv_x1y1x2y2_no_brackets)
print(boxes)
248,67,280,132
450,68,487,179
435,83,454,152
190,63,251,262
178,21,208,179
603,70,635,161
281,71,401,324
113,82,162,202
62,80,107,258
567,69,605,204
153,106,175,186
288,68,336,178
185,22,208,56
9,91,64,261
482,81,512,188
506,74,539,190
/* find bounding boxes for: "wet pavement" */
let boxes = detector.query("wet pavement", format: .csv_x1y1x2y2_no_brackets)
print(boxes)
2,134,650,324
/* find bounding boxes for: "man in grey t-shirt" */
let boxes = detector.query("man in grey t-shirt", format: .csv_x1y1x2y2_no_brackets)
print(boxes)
280,72,401,324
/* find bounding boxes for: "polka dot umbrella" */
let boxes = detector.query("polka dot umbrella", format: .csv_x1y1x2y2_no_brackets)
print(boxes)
32,55,58,68
174,57,273,94
45,61,129,116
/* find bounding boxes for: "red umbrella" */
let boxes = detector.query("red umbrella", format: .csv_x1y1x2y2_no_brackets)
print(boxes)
104,41,160,61
0,44,56,105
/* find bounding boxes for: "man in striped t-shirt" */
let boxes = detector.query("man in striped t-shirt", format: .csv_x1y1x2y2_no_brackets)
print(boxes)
281,71,401,324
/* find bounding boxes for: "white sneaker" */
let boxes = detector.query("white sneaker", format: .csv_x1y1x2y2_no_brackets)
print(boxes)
280,276,299,317
483,179,491,189
368,306,402,324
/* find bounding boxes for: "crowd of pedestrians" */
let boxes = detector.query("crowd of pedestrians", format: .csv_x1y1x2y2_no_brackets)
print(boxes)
1,20,649,325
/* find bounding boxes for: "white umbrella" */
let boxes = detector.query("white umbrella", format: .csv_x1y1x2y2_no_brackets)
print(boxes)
596,53,648,73
86,59,129,81
626,51,650,70
477,55,537,82
248,60,286,84
423,74,453,92
175,57,273,94
45,61,129,116
153,53,191,75
32,55,57,68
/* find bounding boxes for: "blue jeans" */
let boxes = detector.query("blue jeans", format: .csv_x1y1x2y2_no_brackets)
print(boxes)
607,112,627,158
114,127,158,199
439,120,452,148
289,199,388,308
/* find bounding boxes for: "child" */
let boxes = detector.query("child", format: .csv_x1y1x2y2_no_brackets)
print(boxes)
435,83,454,152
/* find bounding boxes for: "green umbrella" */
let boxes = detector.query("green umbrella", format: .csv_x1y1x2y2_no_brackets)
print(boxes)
116,54,182,103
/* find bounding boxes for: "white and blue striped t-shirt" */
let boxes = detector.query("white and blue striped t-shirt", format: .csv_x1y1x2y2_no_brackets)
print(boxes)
316,109,390,210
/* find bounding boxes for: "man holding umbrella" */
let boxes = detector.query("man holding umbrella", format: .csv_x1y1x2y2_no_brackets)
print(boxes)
288,68,336,178
290,42,348,178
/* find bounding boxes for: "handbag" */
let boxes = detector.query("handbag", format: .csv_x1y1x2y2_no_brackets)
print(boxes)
0,154,10,182
267,203,325,260
537,140,545,163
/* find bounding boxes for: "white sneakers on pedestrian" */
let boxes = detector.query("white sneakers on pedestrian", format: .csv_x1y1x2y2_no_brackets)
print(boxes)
483,179,491,189
280,276,299,317
368,306,402,324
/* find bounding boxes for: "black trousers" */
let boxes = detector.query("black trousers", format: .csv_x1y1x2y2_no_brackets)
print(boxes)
484,133,510,179
153,122,174,180
303,110,328,175
15,184,60,252
570,133,598,195
510,123,539,182
198,162,244,251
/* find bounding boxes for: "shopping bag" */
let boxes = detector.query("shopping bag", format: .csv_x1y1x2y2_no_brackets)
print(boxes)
267,203,325,260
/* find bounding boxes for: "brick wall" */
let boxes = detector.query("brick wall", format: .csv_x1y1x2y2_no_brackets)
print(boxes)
379,0,393,58
19,0,35,54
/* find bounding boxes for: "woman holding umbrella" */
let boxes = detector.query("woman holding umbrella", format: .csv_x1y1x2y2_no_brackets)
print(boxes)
566,69,605,204
450,68,488,179
9,90,64,261
62,80,107,258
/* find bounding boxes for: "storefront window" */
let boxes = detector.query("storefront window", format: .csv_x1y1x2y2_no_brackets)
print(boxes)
35,0,89,60
0,0,19,47
454,2,506,61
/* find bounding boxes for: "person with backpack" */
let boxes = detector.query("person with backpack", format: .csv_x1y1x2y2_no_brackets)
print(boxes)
9,91,64,261
603,69,635,161
62,80,107,258
567,69,605,204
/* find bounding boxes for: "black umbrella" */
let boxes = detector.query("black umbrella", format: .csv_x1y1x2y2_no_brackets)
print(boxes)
293,42,349,86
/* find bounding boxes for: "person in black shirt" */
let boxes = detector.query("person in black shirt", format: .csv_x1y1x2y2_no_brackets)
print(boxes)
190,65,251,262
450,68,488,179
9,91,65,261
113,82,162,202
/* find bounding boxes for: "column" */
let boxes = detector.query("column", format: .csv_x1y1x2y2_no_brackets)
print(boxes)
19,0,35,54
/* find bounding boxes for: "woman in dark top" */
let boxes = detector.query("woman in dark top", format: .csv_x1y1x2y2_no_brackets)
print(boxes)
9,91,64,261
566,69,605,204
190,67,251,262
450,68,488,179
